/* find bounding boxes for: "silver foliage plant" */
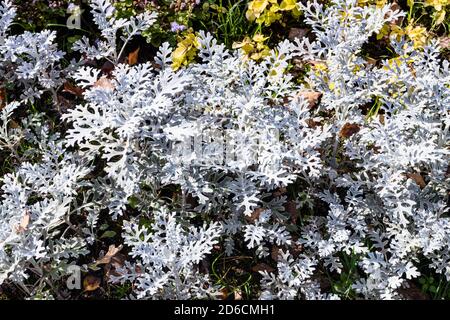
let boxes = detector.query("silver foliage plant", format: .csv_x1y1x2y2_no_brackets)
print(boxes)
0,0,65,103
0,0,449,299
111,205,223,299
0,114,91,297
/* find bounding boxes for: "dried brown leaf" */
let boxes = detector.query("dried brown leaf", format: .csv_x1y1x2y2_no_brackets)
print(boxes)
233,290,243,300
62,82,84,97
289,242,304,258
297,90,322,109
16,211,30,234
285,200,297,224
439,37,450,49
128,47,140,66
406,172,426,189
339,123,360,139
390,2,403,25
271,246,280,262
251,263,275,273
96,244,123,265
105,252,127,280
245,207,264,223
101,61,115,74
273,187,287,197
0,87,6,110
219,288,229,300
83,275,101,292
93,77,115,90
288,28,309,41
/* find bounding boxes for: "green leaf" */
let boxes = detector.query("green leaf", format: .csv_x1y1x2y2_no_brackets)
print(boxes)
99,223,109,231
100,231,117,239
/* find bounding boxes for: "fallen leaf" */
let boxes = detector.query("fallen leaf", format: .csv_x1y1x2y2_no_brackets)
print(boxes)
105,252,127,280
289,242,304,258
408,64,416,78
339,123,360,139
56,94,75,113
439,37,450,49
93,77,115,90
285,200,298,224
83,275,101,292
128,47,140,66
245,208,264,223
271,246,280,261
101,61,115,74
219,288,229,300
9,120,20,129
62,82,84,97
0,87,6,110
16,211,30,234
365,57,378,66
233,290,243,300
251,263,275,273
273,187,287,197
288,28,309,41
406,172,426,189
296,91,322,109
95,244,123,265
99,230,116,239
291,57,304,69
305,118,321,129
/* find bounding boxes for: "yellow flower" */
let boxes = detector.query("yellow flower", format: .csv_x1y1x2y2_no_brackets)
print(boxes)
357,0,388,7
390,24,428,49
252,34,269,43
311,62,328,73
256,8,283,25
232,36,255,55
384,56,403,70
424,0,449,25
433,9,446,24
172,33,199,71
246,0,269,21
424,0,449,12
232,34,271,61
279,0,301,16
246,0,301,25
382,55,415,81
250,49,270,60
376,23,390,40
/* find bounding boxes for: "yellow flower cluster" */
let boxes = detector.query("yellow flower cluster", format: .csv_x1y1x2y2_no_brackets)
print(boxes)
232,34,271,61
423,0,449,25
424,0,449,10
171,32,200,71
382,55,416,87
357,0,388,8
377,22,428,49
390,24,428,49
309,61,337,90
245,0,301,26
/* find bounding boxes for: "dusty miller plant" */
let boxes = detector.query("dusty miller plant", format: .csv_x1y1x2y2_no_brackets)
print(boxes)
0,0,66,103
0,0,448,300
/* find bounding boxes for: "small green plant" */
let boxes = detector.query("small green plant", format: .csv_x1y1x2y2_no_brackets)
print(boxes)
419,274,450,300
328,252,360,300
